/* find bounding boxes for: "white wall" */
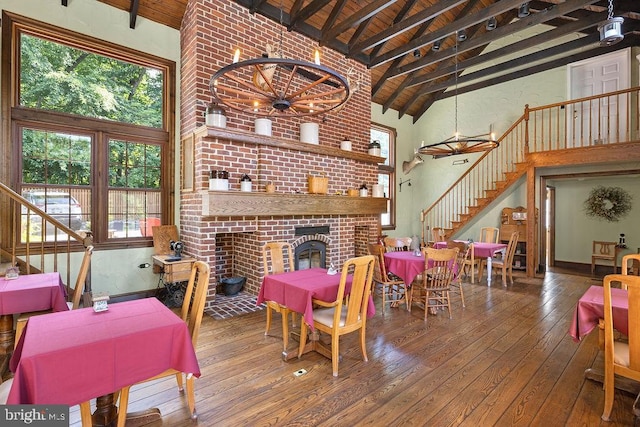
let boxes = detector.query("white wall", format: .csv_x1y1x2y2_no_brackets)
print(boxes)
371,25,639,267
549,175,640,264
1,1,181,296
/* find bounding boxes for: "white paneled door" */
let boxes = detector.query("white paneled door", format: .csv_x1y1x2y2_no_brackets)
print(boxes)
568,49,630,147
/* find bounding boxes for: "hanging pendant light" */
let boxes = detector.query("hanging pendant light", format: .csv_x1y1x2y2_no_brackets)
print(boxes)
209,1,349,117
418,32,498,159
598,0,624,47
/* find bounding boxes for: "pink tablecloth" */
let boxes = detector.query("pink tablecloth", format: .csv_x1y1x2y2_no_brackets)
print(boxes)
257,268,375,330
384,251,460,287
569,285,628,342
8,298,200,405
434,240,507,258
0,272,68,315
384,251,424,286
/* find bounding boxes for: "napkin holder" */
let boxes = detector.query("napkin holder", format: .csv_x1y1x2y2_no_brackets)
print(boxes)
93,293,110,312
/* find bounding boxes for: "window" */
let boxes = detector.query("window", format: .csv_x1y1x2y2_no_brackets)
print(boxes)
371,123,396,229
4,13,175,246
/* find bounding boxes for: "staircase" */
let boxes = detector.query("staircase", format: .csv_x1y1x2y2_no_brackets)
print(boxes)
421,86,640,246
0,182,93,300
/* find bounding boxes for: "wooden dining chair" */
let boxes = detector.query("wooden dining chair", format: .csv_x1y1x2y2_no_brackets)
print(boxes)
601,273,640,421
15,245,94,348
262,241,296,350
297,255,375,377
487,231,519,286
411,247,458,322
621,253,640,277
431,227,446,246
368,243,408,314
383,236,412,252
591,241,619,276
445,241,469,307
117,260,210,426
479,227,500,244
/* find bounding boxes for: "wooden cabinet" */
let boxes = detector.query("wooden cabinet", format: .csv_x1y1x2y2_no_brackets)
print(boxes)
499,206,538,271
152,255,196,284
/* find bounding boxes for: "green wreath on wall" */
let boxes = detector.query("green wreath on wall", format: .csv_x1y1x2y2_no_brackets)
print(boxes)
584,186,632,222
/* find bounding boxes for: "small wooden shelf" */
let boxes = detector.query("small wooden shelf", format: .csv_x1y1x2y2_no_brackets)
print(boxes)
194,125,386,164
201,191,388,217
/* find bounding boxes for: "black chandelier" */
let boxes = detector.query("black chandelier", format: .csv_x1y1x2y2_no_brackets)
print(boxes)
209,2,349,117
419,32,498,158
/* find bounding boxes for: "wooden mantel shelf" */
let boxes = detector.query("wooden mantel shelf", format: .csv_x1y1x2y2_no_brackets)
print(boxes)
194,125,386,164
201,191,388,217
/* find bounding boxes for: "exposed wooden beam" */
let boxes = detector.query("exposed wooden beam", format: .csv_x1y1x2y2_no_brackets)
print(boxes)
321,0,397,43
290,0,330,30
410,40,632,122
370,0,599,69
128,0,140,29
406,12,606,89
418,34,600,97
351,0,466,53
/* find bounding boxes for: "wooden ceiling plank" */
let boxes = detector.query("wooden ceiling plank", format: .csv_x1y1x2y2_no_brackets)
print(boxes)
372,17,434,98
384,0,601,78
351,0,466,53
382,0,483,113
418,33,600,97
368,0,421,70
406,11,606,89
290,0,331,29
322,0,397,43
370,0,598,69
321,0,347,34
436,41,632,101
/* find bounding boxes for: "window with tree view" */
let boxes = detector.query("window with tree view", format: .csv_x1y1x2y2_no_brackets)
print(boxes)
10,16,173,245
371,123,396,229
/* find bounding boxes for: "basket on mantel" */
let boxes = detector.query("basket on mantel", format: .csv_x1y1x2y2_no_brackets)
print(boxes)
307,173,328,194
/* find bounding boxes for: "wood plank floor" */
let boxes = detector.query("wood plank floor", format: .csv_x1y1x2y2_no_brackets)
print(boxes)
70,270,638,426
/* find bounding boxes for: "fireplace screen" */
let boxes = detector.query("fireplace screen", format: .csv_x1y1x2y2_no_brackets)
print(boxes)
294,240,326,270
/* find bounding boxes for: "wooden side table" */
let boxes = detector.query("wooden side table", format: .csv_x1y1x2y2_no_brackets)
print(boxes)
152,255,196,285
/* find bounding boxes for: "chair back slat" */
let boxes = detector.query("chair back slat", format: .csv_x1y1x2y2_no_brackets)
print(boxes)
262,242,295,275
332,255,375,328
423,247,458,291
384,237,412,252
479,227,500,244
181,260,210,348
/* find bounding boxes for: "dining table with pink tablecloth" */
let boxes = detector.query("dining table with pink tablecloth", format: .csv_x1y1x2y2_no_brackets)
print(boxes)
569,285,628,342
384,251,460,289
435,240,507,284
8,297,200,405
383,251,426,287
257,267,375,331
0,272,68,315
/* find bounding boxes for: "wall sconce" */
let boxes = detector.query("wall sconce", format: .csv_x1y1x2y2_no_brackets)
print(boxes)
486,16,497,30
399,178,412,192
518,3,530,18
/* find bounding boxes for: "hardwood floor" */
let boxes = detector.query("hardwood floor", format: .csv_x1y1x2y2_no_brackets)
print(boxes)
70,270,637,426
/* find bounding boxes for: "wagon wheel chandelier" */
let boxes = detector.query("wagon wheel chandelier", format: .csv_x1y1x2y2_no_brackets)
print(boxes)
418,32,498,158
209,1,349,117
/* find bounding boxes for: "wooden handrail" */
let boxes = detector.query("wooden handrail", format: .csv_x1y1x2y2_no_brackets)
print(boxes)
420,86,640,246
0,182,92,293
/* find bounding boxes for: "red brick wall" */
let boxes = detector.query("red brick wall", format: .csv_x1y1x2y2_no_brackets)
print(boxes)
179,0,379,307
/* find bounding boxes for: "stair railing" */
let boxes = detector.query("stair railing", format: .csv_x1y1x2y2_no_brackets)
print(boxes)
0,181,92,290
420,86,640,245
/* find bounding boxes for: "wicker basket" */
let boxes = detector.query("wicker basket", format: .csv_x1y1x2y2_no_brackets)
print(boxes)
308,174,328,194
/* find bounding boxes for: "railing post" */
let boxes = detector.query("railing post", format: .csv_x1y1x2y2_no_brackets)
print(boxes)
524,104,530,155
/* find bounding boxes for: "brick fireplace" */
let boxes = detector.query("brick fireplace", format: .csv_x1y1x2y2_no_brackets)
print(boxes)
178,0,382,311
